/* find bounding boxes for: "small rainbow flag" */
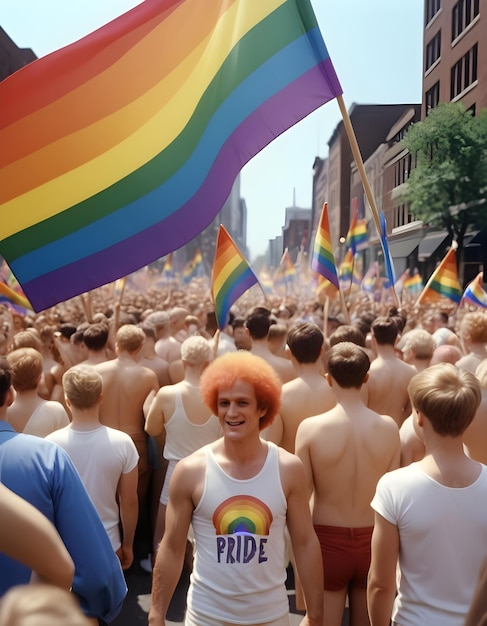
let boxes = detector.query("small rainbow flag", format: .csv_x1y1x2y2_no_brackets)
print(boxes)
182,250,204,284
462,272,487,309
345,201,368,255
403,270,423,295
0,0,342,311
361,262,379,296
417,248,462,305
0,281,33,311
212,225,258,329
311,203,339,297
339,249,354,284
163,253,174,279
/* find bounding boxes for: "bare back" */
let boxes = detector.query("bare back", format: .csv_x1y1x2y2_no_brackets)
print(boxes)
464,389,487,464
297,403,400,527
367,356,415,427
95,358,158,435
279,375,336,452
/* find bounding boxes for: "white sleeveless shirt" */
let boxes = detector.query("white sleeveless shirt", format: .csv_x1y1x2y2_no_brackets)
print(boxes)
188,442,289,624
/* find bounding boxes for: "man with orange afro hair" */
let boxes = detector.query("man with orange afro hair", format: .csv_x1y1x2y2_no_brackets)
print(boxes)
149,351,323,626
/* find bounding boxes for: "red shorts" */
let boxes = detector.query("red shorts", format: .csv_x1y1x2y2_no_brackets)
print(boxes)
314,524,373,591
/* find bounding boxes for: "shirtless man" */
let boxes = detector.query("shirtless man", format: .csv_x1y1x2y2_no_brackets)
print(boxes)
265,322,335,452
246,307,296,383
81,323,110,366
456,311,487,373
138,323,171,387
6,347,69,437
367,317,416,427
396,328,435,372
145,311,182,364
296,342,400,626
145,336,221,563
148,351,323,626
95,324,158,529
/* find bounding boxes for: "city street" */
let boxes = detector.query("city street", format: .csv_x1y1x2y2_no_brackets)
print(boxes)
110,543,350,625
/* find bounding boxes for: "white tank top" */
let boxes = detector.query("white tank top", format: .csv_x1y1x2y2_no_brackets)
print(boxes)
188,442,289,624
163,388,221,461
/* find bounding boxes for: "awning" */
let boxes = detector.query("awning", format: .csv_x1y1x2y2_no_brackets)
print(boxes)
418,232,449,261
389,233,423,258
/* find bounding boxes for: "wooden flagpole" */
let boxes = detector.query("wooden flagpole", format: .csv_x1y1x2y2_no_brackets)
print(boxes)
336,95,399,308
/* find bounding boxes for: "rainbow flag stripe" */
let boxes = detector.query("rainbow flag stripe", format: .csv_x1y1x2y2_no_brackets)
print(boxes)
311,203,339,294
417,248,462,305
212,226,258,329
0,0,342,311
462,272,487,309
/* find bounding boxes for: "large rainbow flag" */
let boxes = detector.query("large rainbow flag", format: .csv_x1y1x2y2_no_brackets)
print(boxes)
0,0,342,311
212,225,258,329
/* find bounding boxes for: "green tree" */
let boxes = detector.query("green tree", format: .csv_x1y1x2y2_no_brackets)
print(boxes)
402,102,487,263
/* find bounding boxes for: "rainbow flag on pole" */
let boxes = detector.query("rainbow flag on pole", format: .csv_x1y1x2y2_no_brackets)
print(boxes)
0,0,342,311
212,225,258,329
345,201,368,255
417,248,462,305
462,272,487,309
311,203,339,297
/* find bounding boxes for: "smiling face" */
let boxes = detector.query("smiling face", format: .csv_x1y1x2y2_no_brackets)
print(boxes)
217,379,267,440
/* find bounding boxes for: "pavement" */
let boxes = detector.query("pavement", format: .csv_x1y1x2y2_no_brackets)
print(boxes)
109,543,350,625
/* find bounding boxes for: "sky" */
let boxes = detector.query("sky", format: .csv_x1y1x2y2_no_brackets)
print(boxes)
2,0,424,260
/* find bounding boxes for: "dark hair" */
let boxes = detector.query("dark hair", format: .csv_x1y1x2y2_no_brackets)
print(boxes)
329,324,366,348
327,342,370,389
82,323,109,351
245,307,273,339
286,322,324,363
371,316,399,346
0,357,12,406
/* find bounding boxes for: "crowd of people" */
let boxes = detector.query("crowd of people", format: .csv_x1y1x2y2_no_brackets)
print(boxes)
0,276,486,626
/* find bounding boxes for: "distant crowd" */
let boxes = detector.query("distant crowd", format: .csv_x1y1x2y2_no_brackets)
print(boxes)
0,277,486,626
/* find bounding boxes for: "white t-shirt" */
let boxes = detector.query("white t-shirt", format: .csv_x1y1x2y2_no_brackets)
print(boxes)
372,462,487,626
46,424,138,551
22,400,69,438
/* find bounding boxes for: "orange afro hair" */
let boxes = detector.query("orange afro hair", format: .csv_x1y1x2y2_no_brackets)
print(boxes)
200,351,282,430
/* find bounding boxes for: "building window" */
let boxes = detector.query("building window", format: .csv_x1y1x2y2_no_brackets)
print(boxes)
392,204,415,229
426,0,441,24
425,31,441,71
452,0,480,40
425,81,440,112
394,154,414,188
450,43,478,99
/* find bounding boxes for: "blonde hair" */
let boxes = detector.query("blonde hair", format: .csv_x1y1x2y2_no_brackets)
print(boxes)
116,324,145,353
397,329,436,360
62,364,102,410
408,363,481,436
180,336,212,366
7,348,43,391
460,312,487,344
0,584,91,626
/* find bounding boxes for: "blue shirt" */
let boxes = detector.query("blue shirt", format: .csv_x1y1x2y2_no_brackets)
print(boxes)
0,421,127,622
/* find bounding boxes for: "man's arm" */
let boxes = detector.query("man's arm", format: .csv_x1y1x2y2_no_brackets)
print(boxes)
0,483,74,589
294,422,314,498
281,452,323,626
149,460,195,626
367,512,399,626
145,390,167,449
116,466,138,570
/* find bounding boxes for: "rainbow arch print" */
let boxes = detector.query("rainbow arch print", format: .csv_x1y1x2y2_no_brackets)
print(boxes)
213,495,273,536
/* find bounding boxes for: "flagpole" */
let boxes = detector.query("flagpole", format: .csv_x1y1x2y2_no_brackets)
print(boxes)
336,95,399,308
